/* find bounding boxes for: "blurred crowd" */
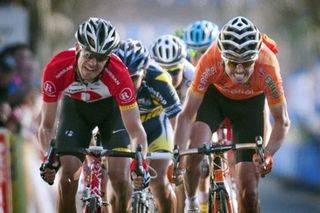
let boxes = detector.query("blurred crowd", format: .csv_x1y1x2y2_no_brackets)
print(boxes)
0,43,41,145
0,42,55,212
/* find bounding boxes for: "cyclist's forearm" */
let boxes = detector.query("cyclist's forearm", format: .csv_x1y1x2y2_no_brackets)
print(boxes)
266,120,290,155
129,126,148,157
38,126,55,153
169,116,177,130
174,112,193,151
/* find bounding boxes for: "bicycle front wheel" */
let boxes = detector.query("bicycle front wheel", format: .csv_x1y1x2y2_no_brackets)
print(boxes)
131,192,148,213
86,197,101,213
208,189,233,213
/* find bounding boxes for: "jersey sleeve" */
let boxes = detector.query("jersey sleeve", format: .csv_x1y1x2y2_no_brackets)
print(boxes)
108,56,138,111
190,44,219,96
260,50,286,106
148,66,182,118
41,60,61,102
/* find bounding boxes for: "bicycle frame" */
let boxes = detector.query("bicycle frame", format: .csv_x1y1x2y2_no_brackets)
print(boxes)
173,137,264,213
80,144,173,213
131,147,173,213
81,146,108,213
131,188,156,213
209,149,233,213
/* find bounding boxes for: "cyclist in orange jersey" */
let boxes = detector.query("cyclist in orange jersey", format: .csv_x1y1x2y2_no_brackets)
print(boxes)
174,16,290,213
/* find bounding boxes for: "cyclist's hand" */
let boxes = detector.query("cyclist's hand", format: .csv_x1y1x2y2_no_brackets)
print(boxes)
167,163,184,186
252,152,273,177
130,159,150,189
39,154,60,185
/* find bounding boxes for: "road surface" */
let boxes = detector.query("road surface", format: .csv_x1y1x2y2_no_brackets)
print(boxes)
260,175,320,213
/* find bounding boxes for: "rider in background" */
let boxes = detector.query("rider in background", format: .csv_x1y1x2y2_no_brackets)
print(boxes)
150,34,194,104
115,39,181,213
150,34,194,213
183,20,219,67
183,19,220,213
174,16,290,212
38,17,148,213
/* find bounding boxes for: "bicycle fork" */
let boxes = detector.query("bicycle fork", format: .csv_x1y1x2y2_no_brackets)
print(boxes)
209,156,234,213
83,157,108,212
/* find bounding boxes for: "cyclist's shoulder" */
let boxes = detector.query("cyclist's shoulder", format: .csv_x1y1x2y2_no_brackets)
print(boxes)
145,61,172,85
106,53,127,73
44,48,75,78
256,43,280,72
198,43,221,66
47,48,76,67
182,59,195,78
101,53,132,84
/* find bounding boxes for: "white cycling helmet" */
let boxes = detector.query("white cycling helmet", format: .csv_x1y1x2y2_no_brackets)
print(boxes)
150,35,187,67
217,16,262,63
75,17,120,55
183,20,219,51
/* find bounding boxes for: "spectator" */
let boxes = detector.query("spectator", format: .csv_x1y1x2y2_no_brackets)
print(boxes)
3,43,40,107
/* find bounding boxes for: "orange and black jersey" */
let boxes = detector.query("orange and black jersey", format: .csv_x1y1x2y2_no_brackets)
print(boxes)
191,42,285,107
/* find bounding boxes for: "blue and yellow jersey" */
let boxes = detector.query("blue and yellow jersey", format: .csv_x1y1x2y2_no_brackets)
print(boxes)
137,62,181,151
137,62,182,122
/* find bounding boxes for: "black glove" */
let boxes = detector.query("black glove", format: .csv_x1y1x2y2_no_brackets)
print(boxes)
130,159,151,189
39,140,60,185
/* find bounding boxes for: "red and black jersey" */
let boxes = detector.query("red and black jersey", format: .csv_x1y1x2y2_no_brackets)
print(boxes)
41,49,137,111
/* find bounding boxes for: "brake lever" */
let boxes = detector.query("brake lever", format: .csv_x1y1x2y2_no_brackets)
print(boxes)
255,136,266,177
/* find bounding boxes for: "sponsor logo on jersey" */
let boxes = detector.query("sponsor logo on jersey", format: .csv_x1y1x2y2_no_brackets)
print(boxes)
222,88,254,96
147,86,167,105
198,66,217,91
66,82,85,93
43,81,56,97
119,87,134,103
56,65,73,79
264,75,279,99
106,69,120,85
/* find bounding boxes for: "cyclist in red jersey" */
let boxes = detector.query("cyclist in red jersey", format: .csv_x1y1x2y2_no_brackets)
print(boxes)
174,16,290,212
38,17,148,213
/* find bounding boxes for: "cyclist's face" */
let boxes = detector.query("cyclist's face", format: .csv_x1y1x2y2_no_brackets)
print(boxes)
163,63,184,88
130,71,144,91
76,45,109,83
224,59,255,84
189,49,206,66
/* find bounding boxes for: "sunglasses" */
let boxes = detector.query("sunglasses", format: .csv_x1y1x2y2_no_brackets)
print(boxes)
224,59,255,69
82,50,109,62
163,64,184,76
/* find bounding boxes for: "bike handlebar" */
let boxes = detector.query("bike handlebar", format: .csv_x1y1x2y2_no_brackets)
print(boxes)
135,144,144,176
41,139,58,185
173,136,265,164
81,146,173,160
175,142,257,157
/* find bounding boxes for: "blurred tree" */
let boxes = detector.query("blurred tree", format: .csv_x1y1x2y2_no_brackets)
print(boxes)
3,0,319,69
